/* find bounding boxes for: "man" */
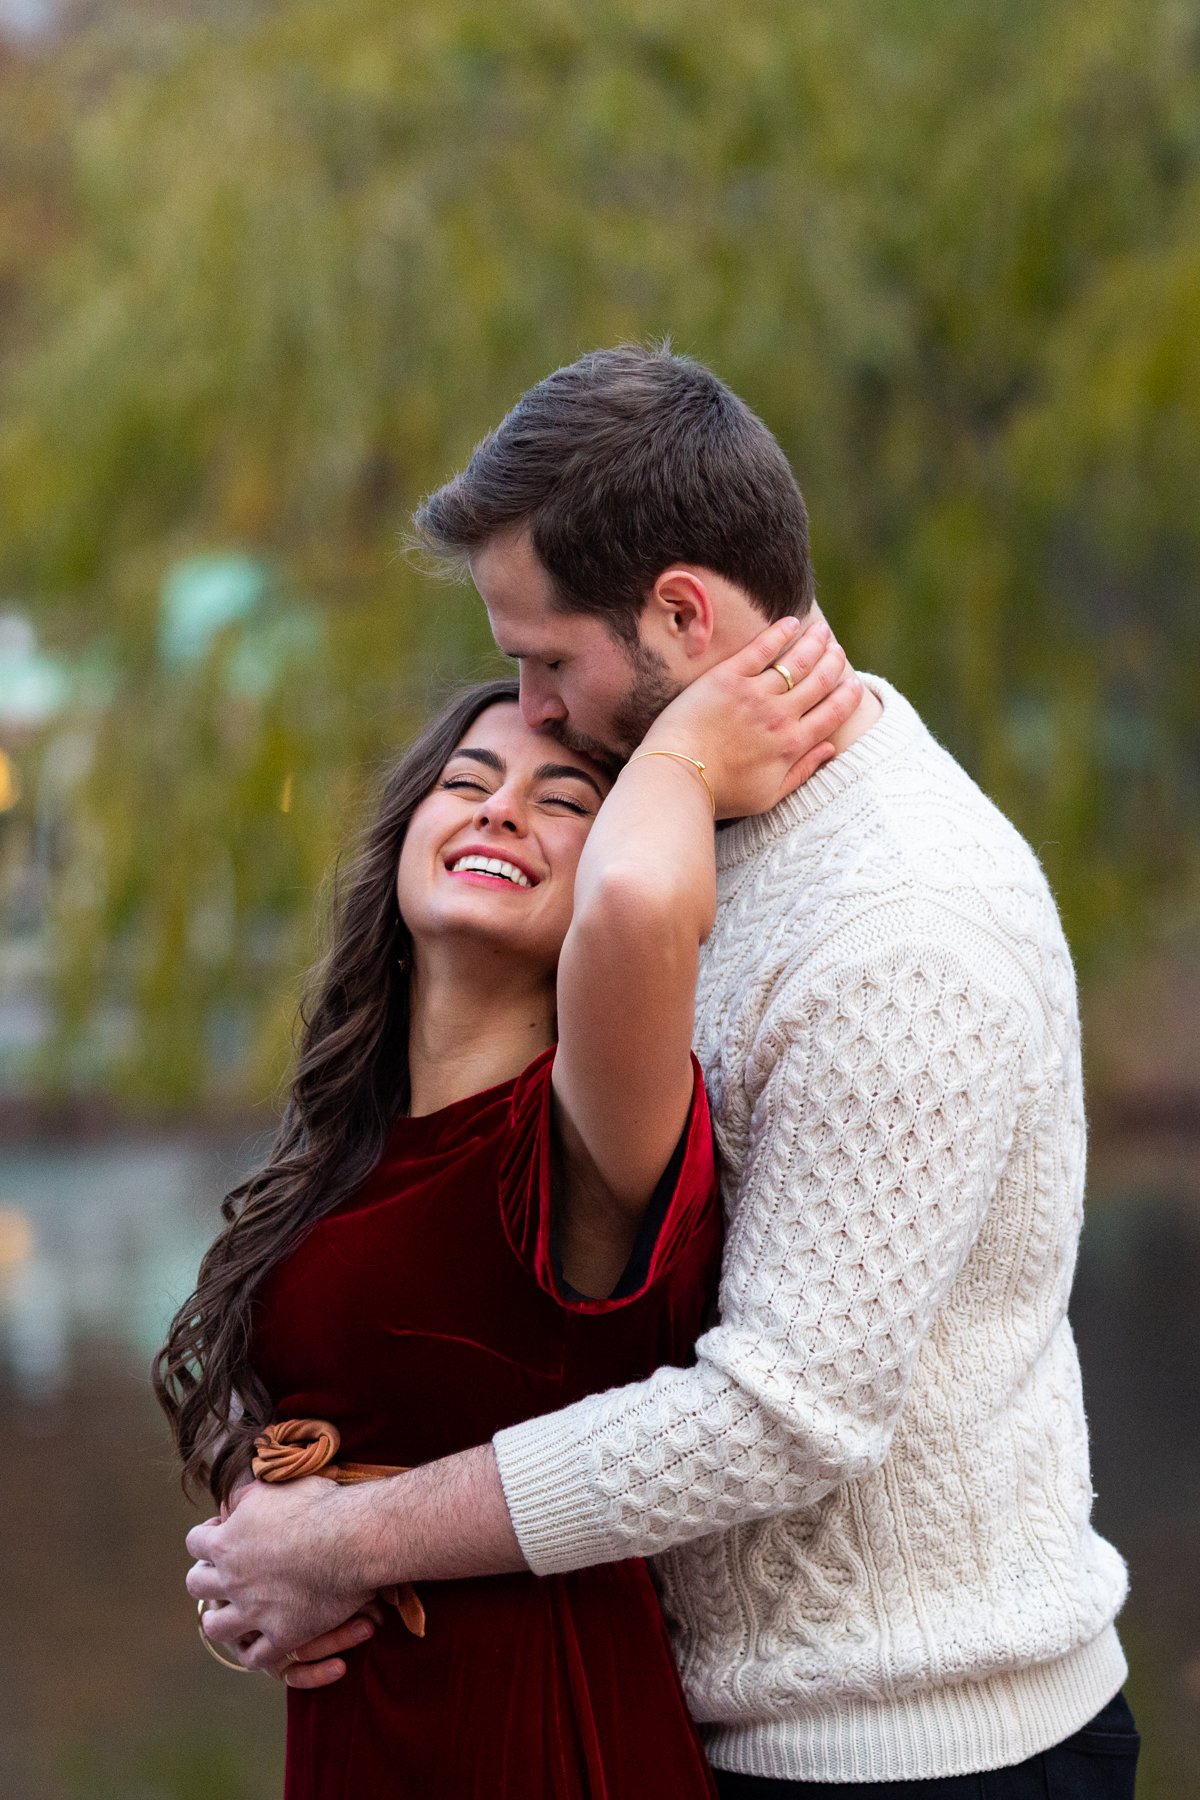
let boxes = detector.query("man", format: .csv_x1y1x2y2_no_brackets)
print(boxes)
188,347,1134,1796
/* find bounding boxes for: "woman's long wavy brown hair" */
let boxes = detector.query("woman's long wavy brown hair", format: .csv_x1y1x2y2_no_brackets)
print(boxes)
152,678,521,1505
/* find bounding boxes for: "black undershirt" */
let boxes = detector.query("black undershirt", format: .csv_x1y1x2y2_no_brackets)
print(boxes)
551,1117,691,1302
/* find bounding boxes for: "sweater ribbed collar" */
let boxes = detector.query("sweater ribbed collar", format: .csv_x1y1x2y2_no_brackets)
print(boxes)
715,675,925,873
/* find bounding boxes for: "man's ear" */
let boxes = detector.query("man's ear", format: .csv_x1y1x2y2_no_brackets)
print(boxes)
644,567,716,660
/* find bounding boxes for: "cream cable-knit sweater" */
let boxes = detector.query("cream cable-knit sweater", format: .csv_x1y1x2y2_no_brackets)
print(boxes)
494,676,1128,1784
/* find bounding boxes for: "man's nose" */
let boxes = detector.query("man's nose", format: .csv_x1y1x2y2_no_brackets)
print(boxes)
519,671,566,731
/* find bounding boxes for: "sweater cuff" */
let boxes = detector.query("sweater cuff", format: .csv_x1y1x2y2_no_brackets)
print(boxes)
493,1406,628,1576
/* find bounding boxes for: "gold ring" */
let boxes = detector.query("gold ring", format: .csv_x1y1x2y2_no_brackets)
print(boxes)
197,1597,255,1673
770,660,794,693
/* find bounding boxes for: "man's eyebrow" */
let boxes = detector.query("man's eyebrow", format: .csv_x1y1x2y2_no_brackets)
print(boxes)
534,762,605,801
497,644,563,665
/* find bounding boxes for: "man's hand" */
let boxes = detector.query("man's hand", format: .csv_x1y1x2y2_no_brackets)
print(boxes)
268,1603,389,1686
187,1442,524,1674
191,1478,381,1684
186,1476,375,1670
641,612,862,819
213,1603,385,1686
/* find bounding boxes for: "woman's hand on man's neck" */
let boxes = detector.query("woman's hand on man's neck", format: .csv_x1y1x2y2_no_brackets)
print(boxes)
405,951,557,1118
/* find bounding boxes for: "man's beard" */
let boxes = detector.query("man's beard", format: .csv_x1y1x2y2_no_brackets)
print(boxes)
548,638,684,764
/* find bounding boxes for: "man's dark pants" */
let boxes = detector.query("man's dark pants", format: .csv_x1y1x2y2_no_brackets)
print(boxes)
713,1691,1139,1800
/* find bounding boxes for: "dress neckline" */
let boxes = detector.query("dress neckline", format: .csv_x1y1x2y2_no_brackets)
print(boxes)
387,1046,556,1150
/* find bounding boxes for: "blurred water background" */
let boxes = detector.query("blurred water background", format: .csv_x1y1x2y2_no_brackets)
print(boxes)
0,0,1197,1794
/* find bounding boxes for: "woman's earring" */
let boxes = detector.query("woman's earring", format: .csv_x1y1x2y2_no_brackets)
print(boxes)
396,951,409,973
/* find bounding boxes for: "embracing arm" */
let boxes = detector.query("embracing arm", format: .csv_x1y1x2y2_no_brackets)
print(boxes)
494,944,1036,1573
551,612,852,1295
189,930,1038,1664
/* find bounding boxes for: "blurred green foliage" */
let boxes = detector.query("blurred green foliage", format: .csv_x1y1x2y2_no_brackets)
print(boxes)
60,1716,283,1800
0,0,1197,1104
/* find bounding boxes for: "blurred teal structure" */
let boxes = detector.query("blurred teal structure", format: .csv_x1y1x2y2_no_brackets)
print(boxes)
160,555,269,668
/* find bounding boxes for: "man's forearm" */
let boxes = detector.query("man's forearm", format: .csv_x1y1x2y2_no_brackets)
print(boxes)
347,1443,528,1589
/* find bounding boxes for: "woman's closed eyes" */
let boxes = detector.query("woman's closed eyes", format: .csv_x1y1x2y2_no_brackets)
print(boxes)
439,776,594,817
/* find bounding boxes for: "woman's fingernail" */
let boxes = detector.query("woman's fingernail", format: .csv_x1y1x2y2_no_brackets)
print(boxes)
781,617,799,633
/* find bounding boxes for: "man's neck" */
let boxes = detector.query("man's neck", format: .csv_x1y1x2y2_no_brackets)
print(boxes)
828,676,883,756
703,597,883,759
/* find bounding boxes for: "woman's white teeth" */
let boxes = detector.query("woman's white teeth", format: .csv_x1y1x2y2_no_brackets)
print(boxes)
450,855,532,887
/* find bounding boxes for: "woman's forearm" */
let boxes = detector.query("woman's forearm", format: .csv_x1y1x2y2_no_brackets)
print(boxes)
550,751,715,1217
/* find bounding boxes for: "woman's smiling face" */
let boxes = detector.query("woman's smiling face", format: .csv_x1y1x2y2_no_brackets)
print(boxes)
396,702,611,973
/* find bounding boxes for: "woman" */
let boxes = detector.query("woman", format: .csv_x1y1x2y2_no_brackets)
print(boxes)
155,621,843,1798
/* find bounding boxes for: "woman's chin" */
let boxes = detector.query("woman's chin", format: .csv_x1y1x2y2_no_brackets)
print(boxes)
410,910,564,973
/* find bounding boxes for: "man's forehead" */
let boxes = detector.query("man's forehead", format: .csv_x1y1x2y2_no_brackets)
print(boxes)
472,545,552,634
470,535,616,662
469,529,544,597
483,602,556,663
481,586,601,663
482,582,554,630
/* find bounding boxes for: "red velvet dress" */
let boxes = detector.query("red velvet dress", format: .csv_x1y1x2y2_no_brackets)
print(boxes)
249,1048,722,1800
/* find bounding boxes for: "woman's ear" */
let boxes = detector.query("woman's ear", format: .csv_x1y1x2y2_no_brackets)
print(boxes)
644,567,716,660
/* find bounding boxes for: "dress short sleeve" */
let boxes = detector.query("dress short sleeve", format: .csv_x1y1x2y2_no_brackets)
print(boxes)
497,1047,719,1313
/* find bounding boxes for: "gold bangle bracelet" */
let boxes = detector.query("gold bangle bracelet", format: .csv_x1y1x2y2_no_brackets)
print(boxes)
627,750,717,818
197,1598,255,1673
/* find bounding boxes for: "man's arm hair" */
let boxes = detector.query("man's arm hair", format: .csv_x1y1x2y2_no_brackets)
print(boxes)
336,1443,526,1590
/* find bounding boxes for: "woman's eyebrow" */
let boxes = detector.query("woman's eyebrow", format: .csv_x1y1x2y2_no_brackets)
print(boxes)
534,762,605,801
447,747,504,774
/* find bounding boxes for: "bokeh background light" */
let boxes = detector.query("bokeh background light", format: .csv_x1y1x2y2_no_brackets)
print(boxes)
0,1,1196,1794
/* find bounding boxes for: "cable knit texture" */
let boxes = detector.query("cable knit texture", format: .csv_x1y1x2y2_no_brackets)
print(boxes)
493,677,1128,1782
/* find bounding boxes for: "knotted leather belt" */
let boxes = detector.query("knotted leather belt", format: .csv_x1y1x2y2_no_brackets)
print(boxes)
251,1419,425,1637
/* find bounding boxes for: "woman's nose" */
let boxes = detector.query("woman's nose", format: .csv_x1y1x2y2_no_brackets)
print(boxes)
474,787,525,835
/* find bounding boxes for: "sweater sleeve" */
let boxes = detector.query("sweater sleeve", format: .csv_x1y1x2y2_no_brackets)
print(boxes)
492,941,1038,1575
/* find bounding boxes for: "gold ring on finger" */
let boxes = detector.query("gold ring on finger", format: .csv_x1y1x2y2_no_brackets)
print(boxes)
770,660,794,694
197,1597,255,1673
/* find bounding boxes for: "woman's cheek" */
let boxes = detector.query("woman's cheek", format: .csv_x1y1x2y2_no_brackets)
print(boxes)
394,822,435,928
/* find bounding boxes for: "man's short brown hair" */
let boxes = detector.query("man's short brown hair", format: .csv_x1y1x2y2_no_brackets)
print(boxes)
414,344,815,644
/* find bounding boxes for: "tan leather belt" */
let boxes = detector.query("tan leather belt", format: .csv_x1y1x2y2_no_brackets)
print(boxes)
252,1419,426,1637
